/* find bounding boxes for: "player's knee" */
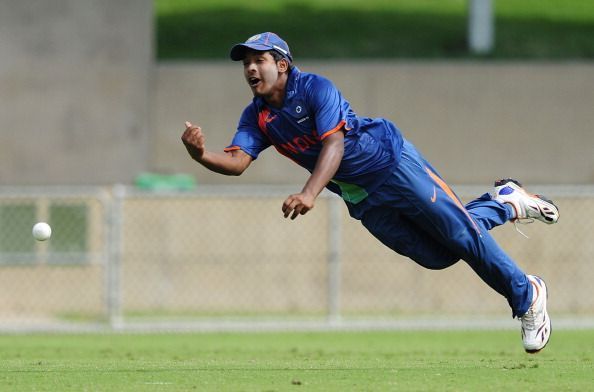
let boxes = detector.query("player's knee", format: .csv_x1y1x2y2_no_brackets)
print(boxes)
410,254,459,270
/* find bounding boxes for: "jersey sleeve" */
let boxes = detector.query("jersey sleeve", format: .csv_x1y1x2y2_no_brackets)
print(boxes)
224,104,270,159
307,76,348,140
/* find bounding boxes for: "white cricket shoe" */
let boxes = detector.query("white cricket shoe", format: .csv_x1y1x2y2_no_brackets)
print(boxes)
492,179,559,224
520,275,551,353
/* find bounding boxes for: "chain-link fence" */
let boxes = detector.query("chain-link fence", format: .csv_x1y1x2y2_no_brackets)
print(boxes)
1,185,593,332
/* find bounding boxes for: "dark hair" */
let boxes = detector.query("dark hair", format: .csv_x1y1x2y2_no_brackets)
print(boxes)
269,50,294,70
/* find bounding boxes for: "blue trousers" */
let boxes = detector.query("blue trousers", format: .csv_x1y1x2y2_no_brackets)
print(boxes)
347,141,532,317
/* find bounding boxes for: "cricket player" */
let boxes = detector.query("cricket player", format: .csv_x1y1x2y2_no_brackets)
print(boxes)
181,32,559,353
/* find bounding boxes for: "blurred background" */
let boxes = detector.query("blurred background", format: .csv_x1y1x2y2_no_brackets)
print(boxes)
0,0,593,332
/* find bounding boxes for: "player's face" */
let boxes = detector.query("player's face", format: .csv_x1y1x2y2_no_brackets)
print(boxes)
242,51,286,99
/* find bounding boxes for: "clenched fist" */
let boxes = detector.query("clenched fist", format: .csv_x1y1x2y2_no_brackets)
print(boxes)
181,121,206,161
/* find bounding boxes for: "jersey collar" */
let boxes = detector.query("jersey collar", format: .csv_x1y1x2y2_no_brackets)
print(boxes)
284,66,301,101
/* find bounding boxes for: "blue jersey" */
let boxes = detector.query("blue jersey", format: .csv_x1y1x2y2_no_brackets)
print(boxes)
225,66,404,204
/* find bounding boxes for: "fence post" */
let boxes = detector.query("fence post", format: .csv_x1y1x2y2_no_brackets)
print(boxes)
327,195,342,323
468,0,494,54
106,184,125,329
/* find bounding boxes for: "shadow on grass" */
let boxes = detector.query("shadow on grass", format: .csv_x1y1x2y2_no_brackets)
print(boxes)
156,4,594,59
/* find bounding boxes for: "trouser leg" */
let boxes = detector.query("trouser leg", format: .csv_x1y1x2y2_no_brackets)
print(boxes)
361,206,459,270
466,193,514,230
357,141,532,317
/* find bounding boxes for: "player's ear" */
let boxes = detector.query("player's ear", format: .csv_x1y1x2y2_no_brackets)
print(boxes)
277,58,289,73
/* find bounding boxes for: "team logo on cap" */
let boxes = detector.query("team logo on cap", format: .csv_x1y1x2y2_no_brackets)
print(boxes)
296,106,302,113
246,34,262,43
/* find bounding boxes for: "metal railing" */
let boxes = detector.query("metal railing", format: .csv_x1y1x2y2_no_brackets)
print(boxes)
1,185,593,332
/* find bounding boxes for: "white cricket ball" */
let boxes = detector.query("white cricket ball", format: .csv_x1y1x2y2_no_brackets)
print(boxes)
32,222,52,241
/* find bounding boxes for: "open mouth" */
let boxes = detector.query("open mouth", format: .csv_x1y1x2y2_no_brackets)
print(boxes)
248,77,261,87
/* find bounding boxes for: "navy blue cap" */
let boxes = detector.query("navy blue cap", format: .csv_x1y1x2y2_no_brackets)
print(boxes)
230,32,292,62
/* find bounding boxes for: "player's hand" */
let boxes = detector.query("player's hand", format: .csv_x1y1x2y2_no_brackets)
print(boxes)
181,121,206,161
282,192,315,220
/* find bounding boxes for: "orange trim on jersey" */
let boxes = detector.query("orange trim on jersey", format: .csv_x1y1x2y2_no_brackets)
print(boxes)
425,167,482,236
223,146,241,152
320,120,347,140
258,108,274,135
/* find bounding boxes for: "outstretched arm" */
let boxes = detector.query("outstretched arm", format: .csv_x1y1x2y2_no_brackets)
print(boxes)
181,121,252,176
282,130,344,220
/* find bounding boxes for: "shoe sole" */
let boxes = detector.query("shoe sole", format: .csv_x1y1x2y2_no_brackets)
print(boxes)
525,321,551,354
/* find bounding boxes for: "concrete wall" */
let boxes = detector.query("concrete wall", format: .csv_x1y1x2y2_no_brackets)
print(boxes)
155,62,594,186
0,0,153,185
1,1,592,187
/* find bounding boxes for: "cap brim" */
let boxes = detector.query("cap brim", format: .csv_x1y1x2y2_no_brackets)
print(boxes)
229,43,273,61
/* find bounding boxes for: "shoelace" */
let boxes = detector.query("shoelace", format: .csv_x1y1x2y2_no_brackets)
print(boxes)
521,306,536,330
513,218,534,239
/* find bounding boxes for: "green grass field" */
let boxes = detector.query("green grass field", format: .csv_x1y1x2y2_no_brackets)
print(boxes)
155,0,594,59
2,330,592,391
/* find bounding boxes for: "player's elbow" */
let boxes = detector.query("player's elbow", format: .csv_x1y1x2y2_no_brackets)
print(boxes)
225,150,252,176
214,165,244,176
227,158,251,176
227,167,245,176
